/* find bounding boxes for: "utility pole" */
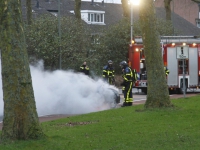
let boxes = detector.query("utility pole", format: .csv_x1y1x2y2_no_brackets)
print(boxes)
130,2,133,46
130,0,140,46
172,0,175,35
58,0,62,69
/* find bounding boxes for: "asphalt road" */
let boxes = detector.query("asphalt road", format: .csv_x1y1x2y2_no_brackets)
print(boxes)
118,87,200,106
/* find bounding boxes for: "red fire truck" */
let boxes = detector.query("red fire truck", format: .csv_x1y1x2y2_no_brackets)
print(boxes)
129,36,200,94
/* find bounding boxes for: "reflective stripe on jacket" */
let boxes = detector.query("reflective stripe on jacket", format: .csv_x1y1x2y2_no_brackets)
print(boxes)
123,66,133,82
102,65,115,78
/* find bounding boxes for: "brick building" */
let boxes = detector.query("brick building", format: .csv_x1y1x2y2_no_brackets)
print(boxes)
154,0,200,27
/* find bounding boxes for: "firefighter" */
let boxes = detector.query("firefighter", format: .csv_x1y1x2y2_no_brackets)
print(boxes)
132,69,137,83
121,69,125,94
122,69,137,94
102,60,115,85
120,61,133,107
80,61,90,76
164,66,170,76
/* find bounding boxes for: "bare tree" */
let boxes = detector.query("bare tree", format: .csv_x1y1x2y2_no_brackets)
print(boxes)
139,0,172,108
0,0,44,140
26,0,32,25
75,0,81,19
164,0,172,20
121,0,130,18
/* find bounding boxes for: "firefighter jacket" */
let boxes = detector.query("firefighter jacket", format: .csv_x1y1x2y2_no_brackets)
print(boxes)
80,65,90,75
121,66,133,85
102,65,115,79
164,67,170,76
132,69,137,82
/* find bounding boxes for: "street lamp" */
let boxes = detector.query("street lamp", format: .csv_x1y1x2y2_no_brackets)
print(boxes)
58,0,62,69
172,0,175,35
130,0,140,46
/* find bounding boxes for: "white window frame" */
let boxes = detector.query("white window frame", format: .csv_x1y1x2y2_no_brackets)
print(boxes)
88,13,104,23
196,19,200,28
70,10,105,25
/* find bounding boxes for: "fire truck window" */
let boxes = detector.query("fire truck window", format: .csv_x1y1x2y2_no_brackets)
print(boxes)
140,49,145,59
178,60,189,74
140,59,147,80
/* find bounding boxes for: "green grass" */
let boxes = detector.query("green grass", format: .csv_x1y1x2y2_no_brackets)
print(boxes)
1,95,200,150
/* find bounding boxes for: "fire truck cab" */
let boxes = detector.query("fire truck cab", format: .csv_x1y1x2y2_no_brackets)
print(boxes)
129,36,200,94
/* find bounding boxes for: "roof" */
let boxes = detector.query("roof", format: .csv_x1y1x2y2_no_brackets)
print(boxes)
21,0,200,36
155,7,200,36
192,0,200,2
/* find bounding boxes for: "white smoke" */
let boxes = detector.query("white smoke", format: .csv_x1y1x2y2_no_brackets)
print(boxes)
0,60,119,117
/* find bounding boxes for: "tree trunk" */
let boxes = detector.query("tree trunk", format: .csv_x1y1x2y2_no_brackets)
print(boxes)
139,0,172,108
164,0,172,20
26,0,32,25
75,0,81,19
121,0,130,18
0,0,44,140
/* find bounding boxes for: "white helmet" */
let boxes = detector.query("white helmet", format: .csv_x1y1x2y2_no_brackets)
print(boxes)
108,60,113,64
120,61,127,67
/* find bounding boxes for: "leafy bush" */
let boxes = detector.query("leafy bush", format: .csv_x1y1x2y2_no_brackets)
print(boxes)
24,15,177,75
25,15,92,71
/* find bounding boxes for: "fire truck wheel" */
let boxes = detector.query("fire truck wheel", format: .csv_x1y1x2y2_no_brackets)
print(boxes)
168,89,177,94
142,88,147,94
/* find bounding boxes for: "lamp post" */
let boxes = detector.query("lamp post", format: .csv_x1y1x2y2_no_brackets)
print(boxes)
130,0,140,46
130,2,133,45
58,0,62,69
172,0,175,35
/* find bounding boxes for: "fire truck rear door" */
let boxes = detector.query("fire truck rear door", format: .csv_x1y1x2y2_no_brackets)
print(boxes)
189,47,198,86
167,47,178,86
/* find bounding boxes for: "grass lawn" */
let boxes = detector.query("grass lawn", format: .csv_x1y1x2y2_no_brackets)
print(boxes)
0,95,200,150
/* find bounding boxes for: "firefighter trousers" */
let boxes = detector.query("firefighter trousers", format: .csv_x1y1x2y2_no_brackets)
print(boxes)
104,77,114,85
123,81,133,106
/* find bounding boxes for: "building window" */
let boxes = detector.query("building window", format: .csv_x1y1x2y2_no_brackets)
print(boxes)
97,14,100,22
70,10,105,25
91,14,94,22
196,19,200,28
94,14,97,22
101,14,103,22
88,14,90,21
88,13,104,23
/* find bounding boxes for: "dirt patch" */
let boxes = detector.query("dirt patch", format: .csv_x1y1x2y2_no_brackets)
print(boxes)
0,114,75,131
65,120,99,127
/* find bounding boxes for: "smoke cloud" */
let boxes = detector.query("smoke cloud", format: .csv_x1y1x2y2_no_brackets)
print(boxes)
0,60,119,117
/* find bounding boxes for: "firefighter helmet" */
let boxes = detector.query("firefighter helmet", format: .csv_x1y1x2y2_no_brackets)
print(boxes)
108,60,113,64
120,61,127,67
